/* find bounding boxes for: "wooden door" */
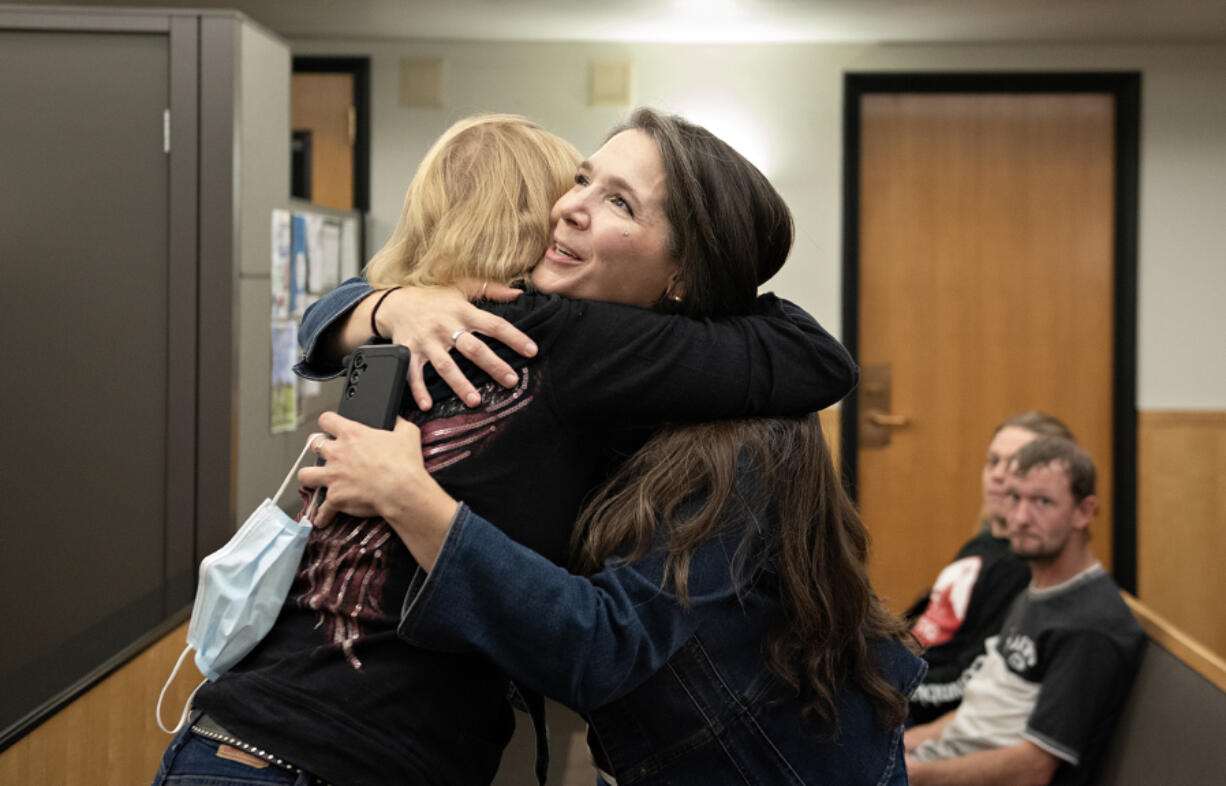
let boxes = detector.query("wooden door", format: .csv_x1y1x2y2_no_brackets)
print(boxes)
855,92,1117,612
292,71,354,210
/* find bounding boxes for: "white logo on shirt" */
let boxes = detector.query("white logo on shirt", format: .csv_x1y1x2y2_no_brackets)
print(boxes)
1002,634,1038,672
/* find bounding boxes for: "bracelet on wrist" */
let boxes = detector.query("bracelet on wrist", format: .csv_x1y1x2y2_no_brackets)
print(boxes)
370,287,402,340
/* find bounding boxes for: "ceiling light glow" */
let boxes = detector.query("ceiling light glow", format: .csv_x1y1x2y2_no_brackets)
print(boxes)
672,99,774,179
671,0,737,16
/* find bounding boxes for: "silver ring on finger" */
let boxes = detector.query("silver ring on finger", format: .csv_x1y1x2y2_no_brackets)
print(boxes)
450,328,467,347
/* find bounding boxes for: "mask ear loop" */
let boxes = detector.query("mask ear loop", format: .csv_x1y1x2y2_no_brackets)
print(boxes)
292,434,327,524
155,434,321,734
278,436,320,508
156,645,204,734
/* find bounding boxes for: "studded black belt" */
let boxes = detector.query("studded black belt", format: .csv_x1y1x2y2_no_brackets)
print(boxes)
190,712,330,784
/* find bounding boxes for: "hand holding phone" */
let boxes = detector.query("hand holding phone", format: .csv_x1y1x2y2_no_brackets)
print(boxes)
309,344,411,516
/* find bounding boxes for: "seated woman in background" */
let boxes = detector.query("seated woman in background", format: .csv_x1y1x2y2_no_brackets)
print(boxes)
905,412,1074,725
154,110,860,786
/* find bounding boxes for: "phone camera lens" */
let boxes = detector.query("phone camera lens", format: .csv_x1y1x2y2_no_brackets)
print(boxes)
346,385,357,399
353,351,364,367
350,368,362,383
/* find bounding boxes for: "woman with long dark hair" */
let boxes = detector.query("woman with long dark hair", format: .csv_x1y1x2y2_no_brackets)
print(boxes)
306,110,923,784
318,414,921,784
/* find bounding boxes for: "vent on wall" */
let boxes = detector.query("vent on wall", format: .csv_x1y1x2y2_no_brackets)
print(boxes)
589,60,634,107
399,57,444,107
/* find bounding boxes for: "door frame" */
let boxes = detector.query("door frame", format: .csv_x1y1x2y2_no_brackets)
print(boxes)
292,56,372,213
839,72,1141,592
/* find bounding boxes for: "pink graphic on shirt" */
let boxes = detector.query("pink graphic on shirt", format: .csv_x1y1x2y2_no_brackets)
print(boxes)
912,555,983,647
295,516,394,669
410,367,534,471
294,368,535,670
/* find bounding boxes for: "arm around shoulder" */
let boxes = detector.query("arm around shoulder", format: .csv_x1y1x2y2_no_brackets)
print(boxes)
547,293,858,424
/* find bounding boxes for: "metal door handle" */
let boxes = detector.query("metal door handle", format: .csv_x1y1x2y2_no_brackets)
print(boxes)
867,410,910,427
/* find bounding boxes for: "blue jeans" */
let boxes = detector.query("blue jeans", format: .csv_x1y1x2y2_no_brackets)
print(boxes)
152,718,318,785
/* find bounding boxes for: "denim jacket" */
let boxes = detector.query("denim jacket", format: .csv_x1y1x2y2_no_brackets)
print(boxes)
294,276,373,381
400,495,926,785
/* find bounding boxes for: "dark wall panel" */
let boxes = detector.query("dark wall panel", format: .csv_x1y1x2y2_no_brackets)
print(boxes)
0,29,171,742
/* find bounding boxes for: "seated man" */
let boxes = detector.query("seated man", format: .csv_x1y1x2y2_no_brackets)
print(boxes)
905,437,1146,786
907,412,1074,724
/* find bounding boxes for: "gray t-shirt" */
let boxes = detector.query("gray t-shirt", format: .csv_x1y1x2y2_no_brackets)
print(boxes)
914,563,1146,785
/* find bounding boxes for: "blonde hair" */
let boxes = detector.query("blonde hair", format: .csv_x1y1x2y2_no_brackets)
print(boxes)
365,114,580,288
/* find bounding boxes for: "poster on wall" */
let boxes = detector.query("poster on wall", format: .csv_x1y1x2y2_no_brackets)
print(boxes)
308,215,342,294
289,212,309,319
340,217,360,281
273,207,362,432
271,209,291,320
272,209,299,432
271,323,298,433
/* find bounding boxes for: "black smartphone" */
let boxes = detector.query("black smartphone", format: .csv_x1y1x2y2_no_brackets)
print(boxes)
336,344,412,429
309,344,410,514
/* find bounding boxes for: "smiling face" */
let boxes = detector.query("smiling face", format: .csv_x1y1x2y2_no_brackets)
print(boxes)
531,129,680,307
982,426,1039,522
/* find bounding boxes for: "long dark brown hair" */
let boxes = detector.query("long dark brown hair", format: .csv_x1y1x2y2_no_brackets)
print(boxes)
573,415,913,734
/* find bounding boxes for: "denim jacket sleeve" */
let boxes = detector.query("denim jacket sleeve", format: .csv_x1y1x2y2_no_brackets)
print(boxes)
294,276,375,381
399,504,752,712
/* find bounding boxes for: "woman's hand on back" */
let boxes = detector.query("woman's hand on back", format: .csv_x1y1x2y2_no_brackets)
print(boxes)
370,281,537,410
299,412,457,570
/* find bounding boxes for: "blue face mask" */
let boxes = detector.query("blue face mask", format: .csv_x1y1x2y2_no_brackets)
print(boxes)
157,438,318,733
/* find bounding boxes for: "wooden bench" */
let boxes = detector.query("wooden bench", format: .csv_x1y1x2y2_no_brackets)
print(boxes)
1094,594,1226,784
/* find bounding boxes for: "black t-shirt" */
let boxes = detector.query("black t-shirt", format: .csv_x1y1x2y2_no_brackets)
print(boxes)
913,565,1146,786
1001,567,1146,785
195,290,857,786
908,529,1031,724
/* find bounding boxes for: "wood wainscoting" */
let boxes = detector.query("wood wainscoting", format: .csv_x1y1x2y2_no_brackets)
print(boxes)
0,621,200,784
1137,410,1226,660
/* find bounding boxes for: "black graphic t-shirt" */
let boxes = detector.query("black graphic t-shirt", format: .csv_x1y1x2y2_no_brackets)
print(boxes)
915,564,1146,786
908,529,1031,723
999,566,1145,784
194,288,857,786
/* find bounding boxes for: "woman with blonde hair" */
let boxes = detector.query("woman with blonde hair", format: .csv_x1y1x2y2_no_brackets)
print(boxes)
364,113,580,290
154,110,860,786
